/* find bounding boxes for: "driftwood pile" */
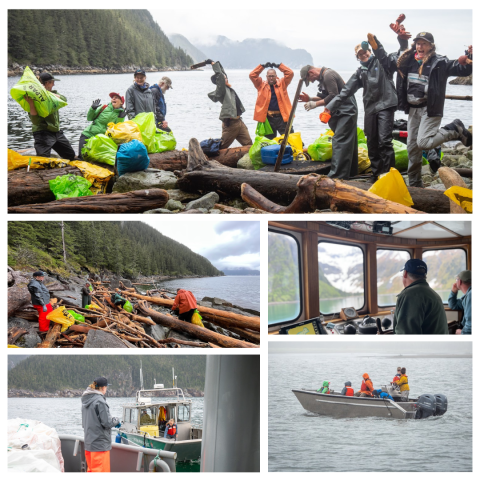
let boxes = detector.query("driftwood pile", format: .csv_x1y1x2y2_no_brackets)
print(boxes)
9,280,260,349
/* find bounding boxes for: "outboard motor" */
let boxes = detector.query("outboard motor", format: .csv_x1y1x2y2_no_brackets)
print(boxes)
434,394,448,416
415,394,437,419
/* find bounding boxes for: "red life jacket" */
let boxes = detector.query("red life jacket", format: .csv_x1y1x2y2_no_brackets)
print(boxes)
393,375,400,383
167,424,176,436
345,386,354,396
361,379,373,394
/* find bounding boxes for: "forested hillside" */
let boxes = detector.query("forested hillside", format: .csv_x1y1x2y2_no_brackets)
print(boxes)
8,10,192,68
9,355,206,392
8,221,223,278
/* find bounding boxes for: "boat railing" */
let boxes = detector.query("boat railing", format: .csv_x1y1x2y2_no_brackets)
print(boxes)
136,387,186,403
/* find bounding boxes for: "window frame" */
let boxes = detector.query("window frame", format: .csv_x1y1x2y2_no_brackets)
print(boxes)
267,228,303,326
421,246,468,304
317,240,366,315
177,404,191,422
376,247,412,308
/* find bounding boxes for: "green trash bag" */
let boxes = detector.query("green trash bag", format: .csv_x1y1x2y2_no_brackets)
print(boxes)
132,112,156,152
393,139,410,171
255,117,274,136
307,134,333,161
67,310,85,324
10,66,68,118
357,127,367,148
151,130,177,153
81,134,118,165
49,174,93,200
123,300,133,313
249,135,277,170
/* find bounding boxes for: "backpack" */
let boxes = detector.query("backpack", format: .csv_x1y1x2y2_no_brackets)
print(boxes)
200,138,222,157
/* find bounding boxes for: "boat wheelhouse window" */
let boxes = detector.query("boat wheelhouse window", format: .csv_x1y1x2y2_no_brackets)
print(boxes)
422,248,467,303
130,408,138,425
377,249,411,307
140,406,158,426
318,241,365,315
268,230,302,325
178,405,190,422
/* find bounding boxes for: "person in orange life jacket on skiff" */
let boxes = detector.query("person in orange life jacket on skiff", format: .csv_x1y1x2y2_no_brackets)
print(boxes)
354,373,374,397
164,418,177,440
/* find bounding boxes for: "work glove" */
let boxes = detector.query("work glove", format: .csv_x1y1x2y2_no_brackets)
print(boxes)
304,101,318,111
319,109,332,124
459,46,473,65
298,92,311,103
272,63,280,68
361,41,370,52
91,99,101,110
118,111,127,118
390,14,411,40
367,33,378,50
42,305,47,312
115,423,122,428
205,59,214,65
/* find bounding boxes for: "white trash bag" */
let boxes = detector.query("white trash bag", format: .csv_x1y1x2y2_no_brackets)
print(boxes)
7,418,64,472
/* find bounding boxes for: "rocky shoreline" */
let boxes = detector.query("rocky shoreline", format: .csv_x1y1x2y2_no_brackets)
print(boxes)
8,64,191,78
8,387,204,398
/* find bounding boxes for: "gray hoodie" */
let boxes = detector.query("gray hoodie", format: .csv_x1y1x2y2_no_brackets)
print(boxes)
81,387,120,452
27,277,50,306
125,82,156,120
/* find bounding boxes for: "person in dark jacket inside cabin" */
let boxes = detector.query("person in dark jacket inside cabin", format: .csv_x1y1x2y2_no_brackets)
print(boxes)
325,20,410,182
24,72,76,160
206,60,252,149
150,76,172,132
27,270,53,332
125,69,156,120
81,377,121,472
393,259,448,334
78,93,127,159
396,30,472,187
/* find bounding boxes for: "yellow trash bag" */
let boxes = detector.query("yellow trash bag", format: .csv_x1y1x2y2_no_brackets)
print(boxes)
8,345,21,348
70,160,113,195
106,120,143,145
46,306,75,332
8,149,71,171
444,186,472,213
273,132,304,158
358,147,372,174
191,309,204,328
368,168,414,207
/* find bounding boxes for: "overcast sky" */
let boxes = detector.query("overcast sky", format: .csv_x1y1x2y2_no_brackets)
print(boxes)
141,220,260,271
153,7,472,70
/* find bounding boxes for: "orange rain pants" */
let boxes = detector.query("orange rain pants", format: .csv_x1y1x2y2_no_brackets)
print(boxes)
85,450,110,472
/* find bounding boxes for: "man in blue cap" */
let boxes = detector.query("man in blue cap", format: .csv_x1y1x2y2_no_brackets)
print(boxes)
393,259,448,334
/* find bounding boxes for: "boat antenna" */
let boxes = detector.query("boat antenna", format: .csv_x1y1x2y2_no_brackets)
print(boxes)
140,360,144,390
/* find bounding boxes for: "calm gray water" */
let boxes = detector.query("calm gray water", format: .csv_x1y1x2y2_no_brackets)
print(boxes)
8,396,204,439
7,70,472,151
269,353,472,472
139,276,260,311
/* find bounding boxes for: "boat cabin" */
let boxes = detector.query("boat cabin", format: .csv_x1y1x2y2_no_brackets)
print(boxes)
268,221,471,335
121,387,201,441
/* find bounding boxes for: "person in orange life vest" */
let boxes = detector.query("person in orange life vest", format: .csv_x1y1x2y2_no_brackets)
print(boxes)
164,419,177,440
354,373,374,397
341,381,354,396
392,366,402,383
394,367,410,400
172,288,197,323
27,270,54,332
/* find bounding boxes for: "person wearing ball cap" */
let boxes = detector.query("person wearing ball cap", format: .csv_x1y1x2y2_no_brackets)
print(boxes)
78,92,126,159
324,15,410,183
396,25,473,188
393,259,448,335
125,68,156,120
81,376,121,472
448,270,471,335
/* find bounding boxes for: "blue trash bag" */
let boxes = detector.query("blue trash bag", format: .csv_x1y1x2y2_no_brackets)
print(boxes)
200,138,222,157
116,140,150,177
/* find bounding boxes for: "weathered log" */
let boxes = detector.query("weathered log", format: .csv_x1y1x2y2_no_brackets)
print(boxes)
122,291,260,330
137,301,258,348
8,189,169,214
157,338,209,348
438,166,469,214
177,139,450,213
205,319,260,344
37,324,61,348
8,166,82,207
452,168,472,179
8,327,28,344
260,161,332,175
241,175,423,214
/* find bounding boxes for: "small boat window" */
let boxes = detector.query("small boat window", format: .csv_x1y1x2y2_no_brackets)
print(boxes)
178,405,190,422
318,241,365,314
422,248,467,303
130,408,138,425
139,406,158,426
377,249,411,307
268,230,302,325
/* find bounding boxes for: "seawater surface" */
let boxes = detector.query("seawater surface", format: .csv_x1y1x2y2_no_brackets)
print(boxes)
7,70,472,151
8,396,204,440
138,276,260,311
269,353,472,472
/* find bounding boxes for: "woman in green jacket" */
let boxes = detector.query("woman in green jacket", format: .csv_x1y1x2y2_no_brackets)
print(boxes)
78,92,126,159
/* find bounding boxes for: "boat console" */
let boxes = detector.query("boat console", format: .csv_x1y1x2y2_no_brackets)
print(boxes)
325,315,394,335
